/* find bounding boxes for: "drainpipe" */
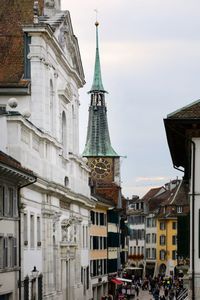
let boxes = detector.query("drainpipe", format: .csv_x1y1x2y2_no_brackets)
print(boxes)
18,177,37,300
191,140,195,300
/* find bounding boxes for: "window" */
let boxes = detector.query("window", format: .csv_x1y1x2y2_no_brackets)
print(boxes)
86,266,89,290
96,212,99,225
64,176,69,187
24,213,28,245
160,221,166,230
138,247,140,255
160,235,166,246
152,218,156,227
172,235,177,245
172,222,177,230
146,218,152,227
100,213,105,225
152,233,156,243
130,246,133,255
104,259,107,274
30,214,35,248
134,246,136,254
0,186,17,218
146,248,150,259
24,33,31,79
0,236,3,268
37,216,41,246
141,246,144,255
177,206,183,213
91,211,95,224
62,111,67,155
152,248,156,260
146,234,150,243
104,237,107,249
172,250,177,260
3,237,8,268
160,250,165,260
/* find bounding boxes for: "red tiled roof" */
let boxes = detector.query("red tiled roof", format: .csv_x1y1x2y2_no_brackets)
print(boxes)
142,187,161,203
168,100,200,119
0,151,35,176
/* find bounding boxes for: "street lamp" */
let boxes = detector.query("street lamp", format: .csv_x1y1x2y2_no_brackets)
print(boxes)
31,266,39,300
31,266,39,278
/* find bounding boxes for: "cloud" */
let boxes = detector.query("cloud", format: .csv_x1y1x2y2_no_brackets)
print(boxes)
135,176,169,183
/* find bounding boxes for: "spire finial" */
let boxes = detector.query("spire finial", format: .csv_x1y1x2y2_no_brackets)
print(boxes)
89,11,107,93
94,9,99,26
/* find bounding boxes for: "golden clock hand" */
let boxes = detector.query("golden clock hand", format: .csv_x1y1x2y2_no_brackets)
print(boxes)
94,166,107,171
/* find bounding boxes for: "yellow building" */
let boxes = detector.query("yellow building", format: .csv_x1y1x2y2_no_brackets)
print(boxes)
157,216,177,276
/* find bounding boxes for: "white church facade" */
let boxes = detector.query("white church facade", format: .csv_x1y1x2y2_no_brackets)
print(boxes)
0,1,94,299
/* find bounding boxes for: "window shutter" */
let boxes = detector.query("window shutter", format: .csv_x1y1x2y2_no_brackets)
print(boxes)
13,237,17,267
13,189,18,217
4,187,9,217
3,237,8,267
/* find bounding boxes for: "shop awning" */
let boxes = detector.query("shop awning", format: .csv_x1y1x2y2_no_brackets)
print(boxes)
111,278,123,285
116,277,132,283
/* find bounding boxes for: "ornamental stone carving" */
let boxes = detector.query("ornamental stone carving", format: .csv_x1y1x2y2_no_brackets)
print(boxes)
45,0,55,8
61,216,82,242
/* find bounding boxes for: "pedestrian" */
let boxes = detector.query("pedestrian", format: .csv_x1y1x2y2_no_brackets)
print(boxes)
135,284,139,297
164,288,168,298
153,287,160,300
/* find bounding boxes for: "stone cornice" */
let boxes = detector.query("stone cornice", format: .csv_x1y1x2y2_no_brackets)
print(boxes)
30,176,95,209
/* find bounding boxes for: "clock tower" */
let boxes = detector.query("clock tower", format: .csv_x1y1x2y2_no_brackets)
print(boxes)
83,21,120,185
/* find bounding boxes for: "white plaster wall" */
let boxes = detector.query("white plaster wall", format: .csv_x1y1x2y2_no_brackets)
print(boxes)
190,138,200,275
0,15,92,300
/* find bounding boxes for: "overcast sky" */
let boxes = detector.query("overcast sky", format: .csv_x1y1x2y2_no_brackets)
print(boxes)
61,0,200,198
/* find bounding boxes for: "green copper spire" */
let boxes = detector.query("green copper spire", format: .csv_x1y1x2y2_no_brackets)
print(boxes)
89,22,107,93
82,21,118,157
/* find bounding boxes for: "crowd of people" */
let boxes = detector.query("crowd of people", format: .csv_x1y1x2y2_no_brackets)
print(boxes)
145,274,185,299
101,273,186,300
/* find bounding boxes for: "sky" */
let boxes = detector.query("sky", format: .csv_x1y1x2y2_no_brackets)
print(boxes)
61,0,200,198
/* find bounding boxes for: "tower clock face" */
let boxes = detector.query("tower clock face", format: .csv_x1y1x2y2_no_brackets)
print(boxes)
89,158,112,179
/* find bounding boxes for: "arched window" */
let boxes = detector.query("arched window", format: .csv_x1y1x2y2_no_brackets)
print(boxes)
62,111,67,155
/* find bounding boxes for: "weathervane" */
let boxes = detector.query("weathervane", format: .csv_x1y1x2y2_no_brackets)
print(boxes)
94,9,99,26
